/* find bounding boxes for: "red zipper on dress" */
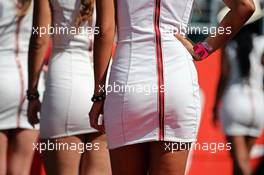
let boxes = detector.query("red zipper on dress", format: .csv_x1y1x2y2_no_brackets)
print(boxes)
154,0,165,141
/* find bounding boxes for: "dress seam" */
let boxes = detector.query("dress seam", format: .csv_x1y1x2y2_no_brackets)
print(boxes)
181,0,189,22
187,57,199,139
119,30,134,145
65,51,73,135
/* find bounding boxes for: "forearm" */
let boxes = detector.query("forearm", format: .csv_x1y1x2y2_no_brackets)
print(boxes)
28,36,49,92
93,29,115,95
93,0,116,95
214,49,230,108
214,75,228,108
28,0,51,93
206,0,255,53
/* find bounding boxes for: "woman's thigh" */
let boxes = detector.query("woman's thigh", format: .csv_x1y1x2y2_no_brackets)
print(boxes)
80,133,111,175
41,135,84,175
0,130,8,175
109,143,149,175
7,129,38,175
149,142,190,175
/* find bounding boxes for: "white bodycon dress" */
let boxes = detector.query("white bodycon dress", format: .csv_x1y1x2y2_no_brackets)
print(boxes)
39,0,97,139
104,0,201,149
220,36,264,137
0,0,44,130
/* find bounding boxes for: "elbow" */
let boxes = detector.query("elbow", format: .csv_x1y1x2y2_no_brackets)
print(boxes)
98,24,115,38
238,0,256,18
245,0,256,15
30,36,49,51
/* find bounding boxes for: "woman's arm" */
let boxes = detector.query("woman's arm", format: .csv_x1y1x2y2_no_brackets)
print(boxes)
176,0,255,61
27,0,51,127
89,0,115,132
93,0,116,95
213,47,230,124
28,0,51,93
205,0,255,53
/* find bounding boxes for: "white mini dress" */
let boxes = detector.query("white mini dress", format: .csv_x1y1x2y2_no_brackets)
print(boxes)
220,36,264,137
103,0,201,149
0,0,44,130
39,0,97,139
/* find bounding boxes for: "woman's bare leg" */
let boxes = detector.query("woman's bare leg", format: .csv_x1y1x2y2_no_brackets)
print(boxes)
0,130,8,175
7,129,38,175
109,143,149,175
245,136,256,153
80,133,111,175
149,142,190,175
228,136,253,175
41,135,84,175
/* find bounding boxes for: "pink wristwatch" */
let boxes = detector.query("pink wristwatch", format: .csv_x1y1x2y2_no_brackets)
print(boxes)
193,41,213,60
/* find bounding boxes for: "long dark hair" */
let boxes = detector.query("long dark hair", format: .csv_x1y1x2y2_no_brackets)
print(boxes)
235,27,253,80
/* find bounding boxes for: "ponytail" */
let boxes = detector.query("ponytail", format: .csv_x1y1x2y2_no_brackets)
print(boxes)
75,0,95,27
16,0,32,21
235,28,253,80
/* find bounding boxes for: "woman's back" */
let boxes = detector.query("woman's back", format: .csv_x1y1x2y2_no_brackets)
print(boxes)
40,0,96,139
49,0,94,53
225,36,264,90
0,0,45,129
116,0,194,43
0,0,33,68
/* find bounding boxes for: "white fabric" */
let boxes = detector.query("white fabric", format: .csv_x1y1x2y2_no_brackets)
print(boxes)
220,36,264,137
104,0,201,149
0,0,44,130
40,0,97,138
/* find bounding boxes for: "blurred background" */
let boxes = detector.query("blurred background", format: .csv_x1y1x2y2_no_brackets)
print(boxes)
1,0,263,175
186,0,264,175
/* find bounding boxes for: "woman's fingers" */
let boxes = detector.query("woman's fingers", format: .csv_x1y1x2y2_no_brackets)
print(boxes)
27,100,41,128
175,34,192,46
89,112,105,133
174,34,202,61
89,102,105,133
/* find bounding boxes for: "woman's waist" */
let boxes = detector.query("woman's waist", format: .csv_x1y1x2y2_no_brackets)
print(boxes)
114,38,191,61
117,32,176,44
48,52,93,74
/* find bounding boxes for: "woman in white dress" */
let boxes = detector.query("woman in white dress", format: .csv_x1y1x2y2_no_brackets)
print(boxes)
0,1,44,174
214,4,264,174
27,0,111,174
89,0,256,174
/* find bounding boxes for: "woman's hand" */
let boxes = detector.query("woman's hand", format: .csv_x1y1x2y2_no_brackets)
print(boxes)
174,34,202,61
89,101,105,133
27,99,41,128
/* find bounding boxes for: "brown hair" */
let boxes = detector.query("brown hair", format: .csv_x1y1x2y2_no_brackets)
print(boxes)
75,0,95,27
16,0,32,21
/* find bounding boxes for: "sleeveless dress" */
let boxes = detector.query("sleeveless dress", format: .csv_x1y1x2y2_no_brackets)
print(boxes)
220,36,264,137
104,0,201,149
40,0,96,138
0,0,44,130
